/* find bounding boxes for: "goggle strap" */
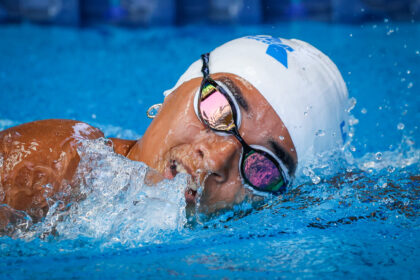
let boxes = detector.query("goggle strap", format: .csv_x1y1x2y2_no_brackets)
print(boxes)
201,53,210,78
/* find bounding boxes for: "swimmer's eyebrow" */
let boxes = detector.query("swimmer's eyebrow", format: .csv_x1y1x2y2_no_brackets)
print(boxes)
268,140,296,176
218,76,249,112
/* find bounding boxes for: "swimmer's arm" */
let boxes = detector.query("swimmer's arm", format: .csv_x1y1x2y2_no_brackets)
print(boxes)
109,138,137,157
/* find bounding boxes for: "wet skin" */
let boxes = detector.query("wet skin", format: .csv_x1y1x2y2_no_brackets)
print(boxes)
0,73,296,223
127,73,296,212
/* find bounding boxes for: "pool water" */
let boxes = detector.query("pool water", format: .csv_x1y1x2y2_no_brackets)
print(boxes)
0,21,419,279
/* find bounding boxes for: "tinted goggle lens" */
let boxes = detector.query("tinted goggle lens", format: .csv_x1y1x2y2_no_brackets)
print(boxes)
199,83,235,132
198,81,286,194
242,151,284,193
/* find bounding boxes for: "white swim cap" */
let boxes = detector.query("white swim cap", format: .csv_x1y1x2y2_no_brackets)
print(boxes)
164,35,349,168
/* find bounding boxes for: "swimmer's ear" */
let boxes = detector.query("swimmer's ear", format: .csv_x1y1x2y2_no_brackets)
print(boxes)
146,103,162,119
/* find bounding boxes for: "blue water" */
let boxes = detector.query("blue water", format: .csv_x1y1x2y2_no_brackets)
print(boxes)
0,21,419,279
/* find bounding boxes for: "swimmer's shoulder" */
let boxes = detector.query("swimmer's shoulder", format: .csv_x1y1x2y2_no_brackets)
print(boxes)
0,119,138,157
0,119,105,217
0,119,104,141
0,119,105,164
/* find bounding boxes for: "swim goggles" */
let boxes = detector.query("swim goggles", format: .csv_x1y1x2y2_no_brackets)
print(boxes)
194,53,290,194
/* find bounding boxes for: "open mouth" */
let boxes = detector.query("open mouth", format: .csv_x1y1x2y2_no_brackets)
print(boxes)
168,160,198,204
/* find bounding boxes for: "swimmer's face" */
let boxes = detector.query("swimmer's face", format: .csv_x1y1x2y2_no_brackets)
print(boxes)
128,73,297,213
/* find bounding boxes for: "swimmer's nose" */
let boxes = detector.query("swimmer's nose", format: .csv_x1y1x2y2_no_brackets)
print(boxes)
194,136,240,183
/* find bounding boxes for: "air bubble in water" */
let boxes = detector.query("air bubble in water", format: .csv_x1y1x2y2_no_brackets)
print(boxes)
407,82,413,89
375,152,382,161
397,123,405,130
361,108,367,114
315,130,325,137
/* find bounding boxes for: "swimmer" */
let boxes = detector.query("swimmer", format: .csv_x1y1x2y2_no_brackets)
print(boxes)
0,36,348,226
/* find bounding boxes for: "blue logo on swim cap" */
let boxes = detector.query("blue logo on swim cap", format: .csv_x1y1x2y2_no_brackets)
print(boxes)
246,35,294,68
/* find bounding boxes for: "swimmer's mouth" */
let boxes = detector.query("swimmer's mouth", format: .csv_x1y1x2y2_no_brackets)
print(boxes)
169,160,198,205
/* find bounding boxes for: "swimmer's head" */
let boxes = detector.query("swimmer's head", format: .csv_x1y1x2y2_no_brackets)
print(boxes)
164,36,349,167
129,35,348,213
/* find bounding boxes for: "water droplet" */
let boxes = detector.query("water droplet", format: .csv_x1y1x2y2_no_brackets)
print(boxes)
416,50,419,55
350,146,356,152
349,33,353,37
403,44,407,49
407,82,413,89
375,152,382,161
347,97,357,112
361,8,365,12
315,130,325,137
407,70,411,75
348,71,352,75
311,176,321,185
386,29,394,35
387,166,395,173
279,136,284,141
372,24,377,29
397,123,405,130
384,18,389,23
349,117,359,126
91,114,97,119
406,138,415,146
361,108,367,114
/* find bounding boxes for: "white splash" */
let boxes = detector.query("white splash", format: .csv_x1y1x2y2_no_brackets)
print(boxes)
23,138,187,247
